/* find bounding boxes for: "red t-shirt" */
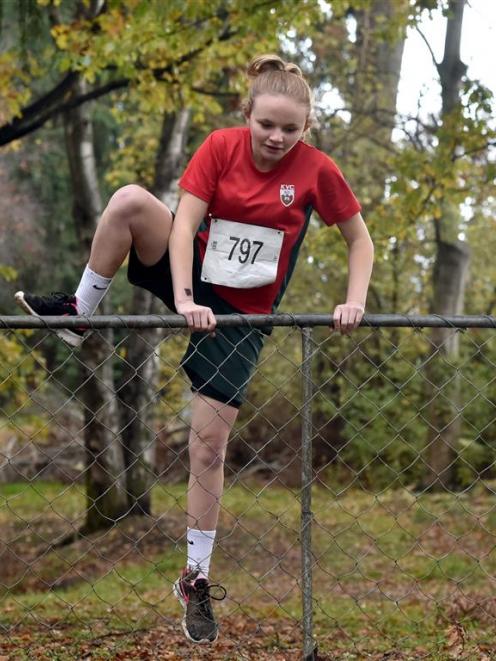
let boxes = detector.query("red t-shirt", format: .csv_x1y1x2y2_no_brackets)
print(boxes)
179,127,361,314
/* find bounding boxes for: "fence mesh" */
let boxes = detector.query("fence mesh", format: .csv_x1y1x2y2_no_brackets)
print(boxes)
1,314,496,660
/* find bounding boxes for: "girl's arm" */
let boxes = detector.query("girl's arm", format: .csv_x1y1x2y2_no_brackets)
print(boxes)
168,191,216,334
334,212,374,334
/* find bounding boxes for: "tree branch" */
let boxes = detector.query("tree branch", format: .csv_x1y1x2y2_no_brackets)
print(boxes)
415,25,440,76
0,74,128,145
0,28,236,146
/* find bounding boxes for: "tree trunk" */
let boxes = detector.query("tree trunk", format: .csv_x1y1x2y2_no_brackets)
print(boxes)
353,0,407,133
117,108,191,515
64,76,128,532
334,0,409,189
423,239,469,490
423,0,468,491
153,109,191,209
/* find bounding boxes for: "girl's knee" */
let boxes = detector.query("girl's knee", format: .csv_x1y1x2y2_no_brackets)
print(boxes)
107,184,150,220
190,436,227,472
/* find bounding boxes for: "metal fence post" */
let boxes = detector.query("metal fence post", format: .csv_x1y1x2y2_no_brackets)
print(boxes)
301,326,316,660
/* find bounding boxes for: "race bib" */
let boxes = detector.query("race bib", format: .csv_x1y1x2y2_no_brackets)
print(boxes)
201,218,284,289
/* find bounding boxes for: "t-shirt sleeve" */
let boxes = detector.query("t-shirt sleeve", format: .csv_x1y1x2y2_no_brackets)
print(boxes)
313,154,362,226
179,132,223,203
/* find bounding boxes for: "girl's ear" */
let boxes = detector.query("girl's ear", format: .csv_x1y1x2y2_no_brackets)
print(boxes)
243,99,252,123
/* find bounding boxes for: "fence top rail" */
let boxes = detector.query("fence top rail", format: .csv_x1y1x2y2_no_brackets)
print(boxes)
2,313,496,330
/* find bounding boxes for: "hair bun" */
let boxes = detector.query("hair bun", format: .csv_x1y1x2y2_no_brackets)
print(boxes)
247,54,303,78
243,53,315,137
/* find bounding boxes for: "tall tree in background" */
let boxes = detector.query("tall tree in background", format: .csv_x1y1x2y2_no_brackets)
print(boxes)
62,1,129,531
423,0,469,490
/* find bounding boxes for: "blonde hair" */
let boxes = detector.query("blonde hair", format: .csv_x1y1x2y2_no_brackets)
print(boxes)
243,54,316,130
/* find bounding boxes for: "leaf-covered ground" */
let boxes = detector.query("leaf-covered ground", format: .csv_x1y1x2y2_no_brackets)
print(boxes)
1,481,496,659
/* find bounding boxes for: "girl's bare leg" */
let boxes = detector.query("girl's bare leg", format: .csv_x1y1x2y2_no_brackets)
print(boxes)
88,184,173,277
187,394,238,531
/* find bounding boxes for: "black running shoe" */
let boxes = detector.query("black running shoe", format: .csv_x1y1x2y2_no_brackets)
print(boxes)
173,567,226,644
15,291,86,347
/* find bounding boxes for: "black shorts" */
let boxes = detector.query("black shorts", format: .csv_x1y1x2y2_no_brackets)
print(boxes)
127,241,264,408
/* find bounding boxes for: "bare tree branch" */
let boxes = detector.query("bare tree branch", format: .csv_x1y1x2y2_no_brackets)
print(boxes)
415,25,441,75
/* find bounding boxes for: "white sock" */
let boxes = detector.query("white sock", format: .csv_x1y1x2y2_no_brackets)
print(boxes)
74,265,113,316
187,527,216,579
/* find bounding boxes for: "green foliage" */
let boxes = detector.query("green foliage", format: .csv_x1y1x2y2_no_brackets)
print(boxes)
0,330,44,419
0,264,16,281
43,0,323,107
456,437,492,487
0,268,47,434
154,331,190,422
0,1,51,125
0,331,47,439
0,51,33,122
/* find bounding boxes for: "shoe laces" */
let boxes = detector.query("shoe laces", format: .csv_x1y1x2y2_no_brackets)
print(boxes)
193,579,226,619
195,579,226,602
50,291,72,299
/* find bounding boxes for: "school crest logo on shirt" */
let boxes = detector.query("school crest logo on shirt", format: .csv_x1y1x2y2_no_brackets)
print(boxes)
280,184,295,207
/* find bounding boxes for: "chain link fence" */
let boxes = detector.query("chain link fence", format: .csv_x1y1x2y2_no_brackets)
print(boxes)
1,313,496,660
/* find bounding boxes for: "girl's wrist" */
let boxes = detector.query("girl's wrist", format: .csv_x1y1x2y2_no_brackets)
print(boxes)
345,300,365,311
174,288,194,305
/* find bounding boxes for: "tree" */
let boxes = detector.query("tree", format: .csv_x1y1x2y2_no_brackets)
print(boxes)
63,72,129,531
422,0,470,490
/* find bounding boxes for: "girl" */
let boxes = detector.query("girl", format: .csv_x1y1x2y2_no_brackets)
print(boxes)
16,53,374,644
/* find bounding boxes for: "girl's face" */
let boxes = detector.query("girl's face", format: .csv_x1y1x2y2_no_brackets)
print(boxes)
247,94,307,171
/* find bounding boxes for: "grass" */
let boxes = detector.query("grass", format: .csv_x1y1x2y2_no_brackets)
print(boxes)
1,480,496,659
